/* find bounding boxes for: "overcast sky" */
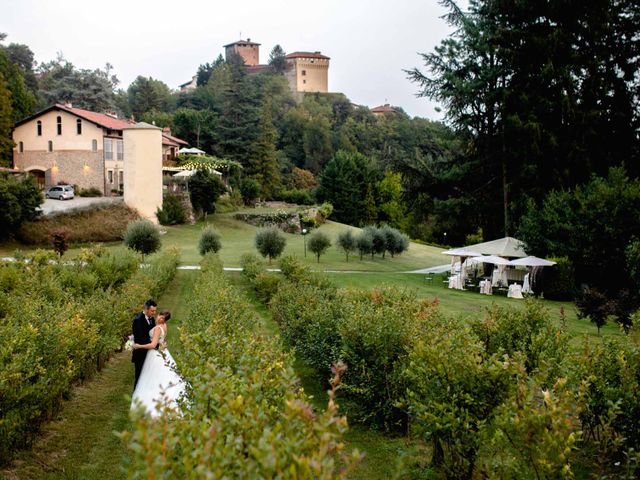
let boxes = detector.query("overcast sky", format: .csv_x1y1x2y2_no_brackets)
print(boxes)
1,0,461,120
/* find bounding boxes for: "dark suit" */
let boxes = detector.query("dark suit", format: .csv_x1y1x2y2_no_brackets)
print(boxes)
132,311,155,388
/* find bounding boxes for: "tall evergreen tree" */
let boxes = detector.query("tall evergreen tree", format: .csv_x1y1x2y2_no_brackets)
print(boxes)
0,73,14,167
268,45,287,74
251,98,280,198
216,52,259,164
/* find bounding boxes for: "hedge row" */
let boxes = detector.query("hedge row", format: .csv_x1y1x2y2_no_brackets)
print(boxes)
0,247,179,464
121,254,361,478
247,255,640,478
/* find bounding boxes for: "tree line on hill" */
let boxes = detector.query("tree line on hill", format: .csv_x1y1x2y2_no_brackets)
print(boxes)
1,0,639,325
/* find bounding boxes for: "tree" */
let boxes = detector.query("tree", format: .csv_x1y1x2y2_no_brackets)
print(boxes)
0,173,42,238
198,226,222,255
37,56,117,112
0,47,35,121
363,226,386,259
336,230,357,262
268,45,287,74
356,229,374,260
250,97,280,198
197,54,225,86
519,167,640,326
255,227,286,263
317,150,377,227
189,169,227,219
377,171,408,231
0,73,13,166
123,219,161,262
127,76,172,120
307,231,331,263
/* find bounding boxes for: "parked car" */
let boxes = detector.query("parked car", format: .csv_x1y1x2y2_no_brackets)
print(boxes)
45,185,75,200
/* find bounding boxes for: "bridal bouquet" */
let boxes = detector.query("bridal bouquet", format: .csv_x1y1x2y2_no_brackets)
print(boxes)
124,335,134,352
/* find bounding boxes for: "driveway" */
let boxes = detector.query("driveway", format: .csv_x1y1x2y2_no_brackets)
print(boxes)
39,196,123,216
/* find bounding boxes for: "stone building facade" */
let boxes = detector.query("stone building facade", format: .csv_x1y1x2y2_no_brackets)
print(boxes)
284,52,330,93
12,104,187,194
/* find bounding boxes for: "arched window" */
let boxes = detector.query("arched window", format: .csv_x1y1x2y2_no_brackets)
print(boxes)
37,120,42,136
92,139,98,152
19,141,24,153
56,116,62,135
76,119,82,135
48,141,53,152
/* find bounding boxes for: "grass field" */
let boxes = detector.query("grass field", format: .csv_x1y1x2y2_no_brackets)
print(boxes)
0,210,446,271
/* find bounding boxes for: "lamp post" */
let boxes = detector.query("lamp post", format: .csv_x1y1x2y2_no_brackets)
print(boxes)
302,228,308,258
443,232,447,246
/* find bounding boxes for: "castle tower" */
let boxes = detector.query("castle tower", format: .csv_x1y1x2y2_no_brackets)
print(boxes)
223,39,261,66
284,52,330,93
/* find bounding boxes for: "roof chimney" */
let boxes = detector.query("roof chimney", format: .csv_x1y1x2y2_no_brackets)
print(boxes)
63,101,73,108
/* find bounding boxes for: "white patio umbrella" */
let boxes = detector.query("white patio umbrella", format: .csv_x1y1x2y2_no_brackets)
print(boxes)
470,255,510,265
507,256,557,267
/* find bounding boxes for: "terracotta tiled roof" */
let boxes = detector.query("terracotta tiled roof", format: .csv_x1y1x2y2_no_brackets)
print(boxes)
56,104,133,130
371,104,397,114
286,51,330,60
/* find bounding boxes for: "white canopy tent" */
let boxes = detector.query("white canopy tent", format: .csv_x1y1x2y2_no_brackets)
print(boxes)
442,249,482,289
463,236,527,258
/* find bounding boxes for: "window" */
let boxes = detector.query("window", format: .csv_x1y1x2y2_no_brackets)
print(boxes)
37,120,42,136
48,141,53,152
104,139,113,160
118,170,123,187
92,139,98,152
108,170,114,184
116,139,124,160
77,119,82,135
56,116,62,135
19,141,24,153
301,70,306,76
303,79,307,84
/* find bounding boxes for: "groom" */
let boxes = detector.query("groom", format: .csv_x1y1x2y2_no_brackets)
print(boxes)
131,299,157,389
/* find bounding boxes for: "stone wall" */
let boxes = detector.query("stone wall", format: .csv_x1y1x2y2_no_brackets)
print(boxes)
13,150,105,192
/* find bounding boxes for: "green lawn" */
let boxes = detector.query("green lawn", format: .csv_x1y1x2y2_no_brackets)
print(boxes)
326,271,622,339
0,210,446,271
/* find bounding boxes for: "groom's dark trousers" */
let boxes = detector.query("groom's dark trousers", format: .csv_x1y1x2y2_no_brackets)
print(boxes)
132,312,155,389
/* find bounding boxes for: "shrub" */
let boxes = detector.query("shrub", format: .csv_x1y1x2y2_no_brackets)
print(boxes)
122,256,360,478
541,256,576,300
253,272,282,303
279,254,310,283
317,202,334,222
156,194,186,225
270,281,344,374
255,227,286,263
307,231,331,263
0,174,42,240
18,203,140,245
123,219,161,261
404,318,517,478
50,228,69,256
570,338,640,474
240,253,265,281
336,230,357,262
277,189,315,205
198,226,221,255
77,187,102,197
338,287,437,429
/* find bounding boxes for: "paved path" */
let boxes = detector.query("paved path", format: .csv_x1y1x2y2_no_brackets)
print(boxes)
39,196,123,216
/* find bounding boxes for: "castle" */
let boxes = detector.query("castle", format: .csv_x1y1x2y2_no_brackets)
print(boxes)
180,39,330,95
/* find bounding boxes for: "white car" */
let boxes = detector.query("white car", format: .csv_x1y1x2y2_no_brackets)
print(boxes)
45,185,75,200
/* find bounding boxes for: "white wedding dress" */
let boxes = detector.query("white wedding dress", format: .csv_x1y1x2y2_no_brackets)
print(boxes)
131,325,186,417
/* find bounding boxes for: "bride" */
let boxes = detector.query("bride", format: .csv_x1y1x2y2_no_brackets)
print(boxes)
130,310,186,416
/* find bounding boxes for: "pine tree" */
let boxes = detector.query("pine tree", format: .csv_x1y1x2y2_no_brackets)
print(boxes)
251,98,280,198
0,72,15,167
